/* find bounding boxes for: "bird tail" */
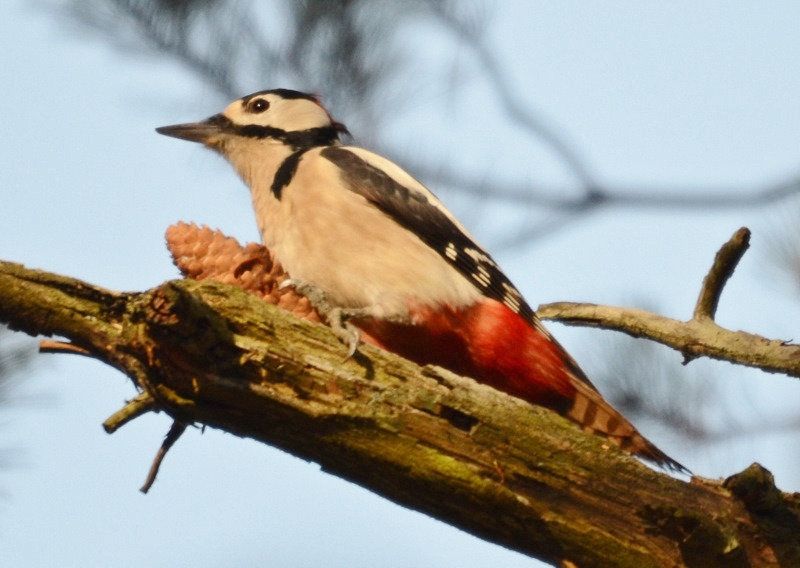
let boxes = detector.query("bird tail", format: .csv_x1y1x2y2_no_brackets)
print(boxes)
566,378,688,473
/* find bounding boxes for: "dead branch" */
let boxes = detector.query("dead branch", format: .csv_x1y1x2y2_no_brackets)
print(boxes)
0,259,798,567
140,420,186,494
537,228,800,378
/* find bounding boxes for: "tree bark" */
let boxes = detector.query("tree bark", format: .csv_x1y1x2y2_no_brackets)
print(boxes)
0,260,798,567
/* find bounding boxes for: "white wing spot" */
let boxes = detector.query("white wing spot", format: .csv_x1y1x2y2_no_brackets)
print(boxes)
501,282,522,313
472,264,492,288
445,242,458,261
464,247,496,267
503,292,521,313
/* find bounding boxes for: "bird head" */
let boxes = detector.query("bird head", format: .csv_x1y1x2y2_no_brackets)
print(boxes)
156,89,348,153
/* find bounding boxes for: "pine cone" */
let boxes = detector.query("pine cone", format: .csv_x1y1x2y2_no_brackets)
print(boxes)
165,222,321,322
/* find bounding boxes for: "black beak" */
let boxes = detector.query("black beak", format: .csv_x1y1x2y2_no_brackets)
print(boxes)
156,114,231,143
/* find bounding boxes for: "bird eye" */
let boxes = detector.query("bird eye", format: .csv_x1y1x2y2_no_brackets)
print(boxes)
249,99,269,113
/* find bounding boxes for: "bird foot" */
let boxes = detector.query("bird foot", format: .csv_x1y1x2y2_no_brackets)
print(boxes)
280,279,365,359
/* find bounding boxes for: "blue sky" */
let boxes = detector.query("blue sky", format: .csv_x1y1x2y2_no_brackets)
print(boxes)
1,2,799,566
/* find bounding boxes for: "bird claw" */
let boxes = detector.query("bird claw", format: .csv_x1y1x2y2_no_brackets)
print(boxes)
280,278,330,308
281,278,362,360
328,309,361,360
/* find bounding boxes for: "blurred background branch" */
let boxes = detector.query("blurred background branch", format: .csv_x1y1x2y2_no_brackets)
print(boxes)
0,327,39,475
57,0,800,245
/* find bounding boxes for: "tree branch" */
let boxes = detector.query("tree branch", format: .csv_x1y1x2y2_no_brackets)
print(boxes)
694,227,751,321
538,301,800,377
0,259,798,566
140,420,186,494
537,228,800,377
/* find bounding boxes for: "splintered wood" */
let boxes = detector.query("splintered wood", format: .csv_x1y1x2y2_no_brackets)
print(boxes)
165,222,321,323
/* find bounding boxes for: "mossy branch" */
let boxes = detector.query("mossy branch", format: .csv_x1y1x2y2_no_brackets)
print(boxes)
0,257,798,567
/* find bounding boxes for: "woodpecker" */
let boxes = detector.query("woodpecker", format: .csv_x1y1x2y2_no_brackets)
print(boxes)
157,88,685,471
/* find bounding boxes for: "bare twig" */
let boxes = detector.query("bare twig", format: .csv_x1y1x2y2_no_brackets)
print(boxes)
694,227,751,320
140,420,186,494
538,301,800,376
39,339,92,357
537,228,800,377
103,392,157,434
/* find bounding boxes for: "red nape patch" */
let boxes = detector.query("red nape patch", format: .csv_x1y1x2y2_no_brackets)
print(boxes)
354,299,576,412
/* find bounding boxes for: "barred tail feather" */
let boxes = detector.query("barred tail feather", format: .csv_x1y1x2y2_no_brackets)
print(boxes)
567,379,688,472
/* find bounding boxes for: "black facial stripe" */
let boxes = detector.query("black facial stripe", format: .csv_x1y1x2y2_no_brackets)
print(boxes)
272,148,312,199
203,114,340,149
320,147,536,324
235,124,341,150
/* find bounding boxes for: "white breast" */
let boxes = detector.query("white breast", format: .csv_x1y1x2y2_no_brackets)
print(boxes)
249,148,482,320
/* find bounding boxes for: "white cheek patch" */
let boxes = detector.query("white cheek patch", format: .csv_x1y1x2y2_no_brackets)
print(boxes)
224,94,332,132
270,98,332,131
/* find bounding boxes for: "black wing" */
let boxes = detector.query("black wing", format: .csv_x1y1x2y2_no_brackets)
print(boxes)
321,147,535,324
